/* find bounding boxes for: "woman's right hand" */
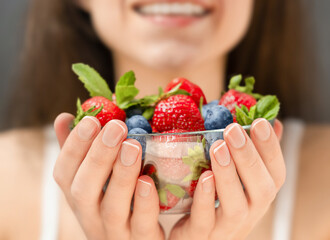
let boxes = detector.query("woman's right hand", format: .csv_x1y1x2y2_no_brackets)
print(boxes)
53,113,164,240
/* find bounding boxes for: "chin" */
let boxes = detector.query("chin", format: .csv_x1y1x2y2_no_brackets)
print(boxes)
133,42,203,71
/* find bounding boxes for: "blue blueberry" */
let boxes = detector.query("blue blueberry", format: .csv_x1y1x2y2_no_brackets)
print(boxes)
126,115,152,133
204,132,223,160
128,128,147,159
204,105,233,130
125,107,143,118
202,100,219,119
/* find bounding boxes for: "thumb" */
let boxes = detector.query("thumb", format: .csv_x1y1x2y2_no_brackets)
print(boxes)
54,113,75,148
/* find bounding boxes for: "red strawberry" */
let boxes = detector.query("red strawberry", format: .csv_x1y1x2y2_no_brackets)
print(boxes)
219,89,256,122
82,96,126,126
165,77,207,106
152,95,205,132
159,190,181,212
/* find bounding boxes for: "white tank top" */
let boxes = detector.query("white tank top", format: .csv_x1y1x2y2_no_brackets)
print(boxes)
40,119,304,240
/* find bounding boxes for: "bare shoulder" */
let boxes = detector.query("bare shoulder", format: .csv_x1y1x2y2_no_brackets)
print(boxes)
0,127,45,239
292,123,330,239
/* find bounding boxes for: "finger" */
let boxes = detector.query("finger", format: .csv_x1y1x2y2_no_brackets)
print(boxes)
189,170,216,235
101,139,142,233
250,118,286,189
54,113,75,148
131,176,164,240
71,120,127,207
224,123,277,206
273,119,283,141
209,141,248,225
53,116,101,195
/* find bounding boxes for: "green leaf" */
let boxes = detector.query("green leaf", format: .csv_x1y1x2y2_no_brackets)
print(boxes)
167,82,182,94
182,156,195,166
72,63,112,99
158,189,168,205
73,98,103,127
256,95,280,120
165,184,186,198
228,75,243,89
115,71,139,109
235,105,253,126
248,105,257,119
199,97,204,116
182,173,194,182
139,95,160,107
158,87,164,96
142,107,155,120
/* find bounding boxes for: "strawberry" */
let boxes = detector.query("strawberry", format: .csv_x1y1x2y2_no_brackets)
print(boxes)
159,190,181,212
165,77,207,106
81,96,126,126
152,95,205,132
219,75,258,122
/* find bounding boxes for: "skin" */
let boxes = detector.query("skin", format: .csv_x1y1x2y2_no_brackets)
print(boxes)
54,0,286,239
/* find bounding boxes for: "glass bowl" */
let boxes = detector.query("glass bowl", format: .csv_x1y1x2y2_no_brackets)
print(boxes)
127,124,260,214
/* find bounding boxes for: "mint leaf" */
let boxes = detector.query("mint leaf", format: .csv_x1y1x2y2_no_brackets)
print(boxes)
158,189,168,205
72,63,112,99
235,105,253,126
228,75,243,89
165,184,186,198
256,95,280,120
142,107,155,120
248,105,257,119
115,71,139,109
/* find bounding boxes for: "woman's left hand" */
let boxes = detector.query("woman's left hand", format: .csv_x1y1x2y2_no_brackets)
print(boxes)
169,119,285,240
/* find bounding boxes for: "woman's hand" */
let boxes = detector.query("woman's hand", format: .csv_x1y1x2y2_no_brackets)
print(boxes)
169,119,285,240
53,113,164,240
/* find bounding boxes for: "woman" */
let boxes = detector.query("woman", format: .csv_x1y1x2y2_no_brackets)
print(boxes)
1,0,329,240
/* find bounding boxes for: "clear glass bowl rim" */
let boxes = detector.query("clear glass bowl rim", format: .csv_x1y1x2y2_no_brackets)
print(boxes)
127,119,275,137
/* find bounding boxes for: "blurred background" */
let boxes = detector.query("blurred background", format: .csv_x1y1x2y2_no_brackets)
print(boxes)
0,0,329,128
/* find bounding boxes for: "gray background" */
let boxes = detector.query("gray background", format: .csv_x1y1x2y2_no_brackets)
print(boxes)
0,0,330,126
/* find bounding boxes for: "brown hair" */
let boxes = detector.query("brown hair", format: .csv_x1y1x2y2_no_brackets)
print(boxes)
2,0,316,130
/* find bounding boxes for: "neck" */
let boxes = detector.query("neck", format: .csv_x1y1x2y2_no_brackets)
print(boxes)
114,54,226,101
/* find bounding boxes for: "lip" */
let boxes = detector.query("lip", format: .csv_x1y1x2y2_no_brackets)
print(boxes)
131,0,214,28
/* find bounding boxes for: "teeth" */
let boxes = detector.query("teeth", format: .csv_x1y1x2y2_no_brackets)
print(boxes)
138,3,207,16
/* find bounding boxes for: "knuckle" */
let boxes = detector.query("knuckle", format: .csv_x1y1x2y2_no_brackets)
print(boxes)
53,168,66,188
70,181,89,204
88,152,107,167
225,205,249,222
257,182,277,204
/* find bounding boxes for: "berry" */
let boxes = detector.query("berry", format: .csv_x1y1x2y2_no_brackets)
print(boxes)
125,106,143,118
142,164,159,188
81,96,126,127
204,132,223,160
127,128,147,159
126,115,152,133
204,105,233,130
159,190,181,212
202,100,219,119
152,95,205,132
165,77,207,106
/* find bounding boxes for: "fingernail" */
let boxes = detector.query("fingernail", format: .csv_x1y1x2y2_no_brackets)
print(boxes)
253,119,271,141
137,179,151,197
77,116,100,141
102,120,126,147
225,124,246,149
202,174,214,193
121,141,139,166
213,142,231,166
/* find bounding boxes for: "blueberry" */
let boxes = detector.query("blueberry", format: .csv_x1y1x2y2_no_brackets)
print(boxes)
201,100,219,119
209,100,219,105
126,115,152,133
204,105,233,130
128,128,147,159
204,132,223,160
125,107,143,118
